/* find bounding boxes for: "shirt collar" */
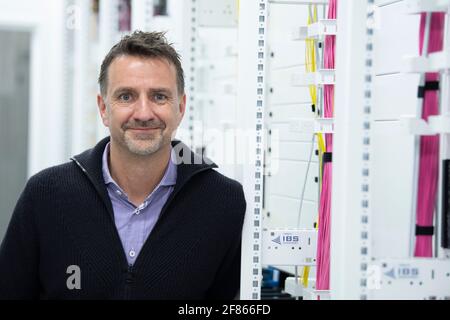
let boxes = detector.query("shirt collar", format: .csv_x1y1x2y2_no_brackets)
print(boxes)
101,142,177,189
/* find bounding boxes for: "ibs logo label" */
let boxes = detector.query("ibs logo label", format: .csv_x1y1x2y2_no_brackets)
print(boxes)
66,265,81,290
272,233,299,245
384,265,419,280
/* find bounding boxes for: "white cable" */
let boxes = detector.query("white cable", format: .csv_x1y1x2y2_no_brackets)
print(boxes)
297,134,316,228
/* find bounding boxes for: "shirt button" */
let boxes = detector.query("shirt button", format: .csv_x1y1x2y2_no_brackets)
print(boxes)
116,190,122,195
129,250,136,258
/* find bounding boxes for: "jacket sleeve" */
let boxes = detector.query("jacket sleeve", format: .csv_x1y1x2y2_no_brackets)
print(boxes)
206,183,246,300
0,178,40,299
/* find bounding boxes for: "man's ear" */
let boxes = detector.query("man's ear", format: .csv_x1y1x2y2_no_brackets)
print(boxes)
97,94,109,127
177,94,186,123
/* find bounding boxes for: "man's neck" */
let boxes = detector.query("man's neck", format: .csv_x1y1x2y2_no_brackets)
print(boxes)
109,141,172,206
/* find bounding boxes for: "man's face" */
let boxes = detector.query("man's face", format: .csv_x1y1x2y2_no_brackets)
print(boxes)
97,55,186,156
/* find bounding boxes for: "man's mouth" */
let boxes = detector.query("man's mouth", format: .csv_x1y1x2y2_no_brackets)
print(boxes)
128,127,160,131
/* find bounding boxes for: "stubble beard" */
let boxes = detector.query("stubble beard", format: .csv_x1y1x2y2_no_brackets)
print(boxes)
122,128,169,156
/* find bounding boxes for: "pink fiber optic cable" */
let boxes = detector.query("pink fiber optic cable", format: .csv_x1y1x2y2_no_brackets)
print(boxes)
414,13,445,257
315,0,337,291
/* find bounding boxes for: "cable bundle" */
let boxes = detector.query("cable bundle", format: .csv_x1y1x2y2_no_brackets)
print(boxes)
301,4,319,288
414,13,445,257
315,0,337,291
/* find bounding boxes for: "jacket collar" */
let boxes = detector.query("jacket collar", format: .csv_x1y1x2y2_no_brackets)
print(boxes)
70,136,218,218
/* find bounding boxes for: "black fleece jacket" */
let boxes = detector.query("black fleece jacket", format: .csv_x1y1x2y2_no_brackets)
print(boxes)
0,137,246,300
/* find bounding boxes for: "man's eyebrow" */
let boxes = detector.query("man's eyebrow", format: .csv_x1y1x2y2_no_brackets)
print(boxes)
148,88,173,95
111,87,175,98
112,87,137,95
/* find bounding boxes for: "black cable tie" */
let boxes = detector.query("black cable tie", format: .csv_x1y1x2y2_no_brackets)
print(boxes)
323,152,333,163
418,81,440,98
416,225,434,236
442,159,450,248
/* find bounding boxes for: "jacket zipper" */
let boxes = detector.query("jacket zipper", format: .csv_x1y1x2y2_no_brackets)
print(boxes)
72,157,134,299
124,264,134,299
124,166,215,270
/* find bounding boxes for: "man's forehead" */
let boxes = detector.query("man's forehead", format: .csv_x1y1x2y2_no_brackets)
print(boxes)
109,55,175,74
108,55,177,90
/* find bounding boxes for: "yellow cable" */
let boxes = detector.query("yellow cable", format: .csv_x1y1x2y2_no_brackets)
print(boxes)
301,265,311,288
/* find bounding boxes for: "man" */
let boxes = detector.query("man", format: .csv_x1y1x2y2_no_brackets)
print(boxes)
0,31,246,299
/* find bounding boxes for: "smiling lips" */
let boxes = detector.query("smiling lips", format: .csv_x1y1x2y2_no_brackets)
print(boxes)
128,127,160,131
131,128,156,130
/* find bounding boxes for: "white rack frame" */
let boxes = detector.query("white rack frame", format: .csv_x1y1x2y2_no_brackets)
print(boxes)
331,0,450,300
330,0,375,300
239,0,268,300
186,0,198,152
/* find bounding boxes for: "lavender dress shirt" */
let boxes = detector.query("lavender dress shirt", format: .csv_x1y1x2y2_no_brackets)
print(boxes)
102,143,177,265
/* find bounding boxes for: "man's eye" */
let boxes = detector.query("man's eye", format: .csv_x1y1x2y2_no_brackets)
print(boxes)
154,94,167,102
119,93,132,102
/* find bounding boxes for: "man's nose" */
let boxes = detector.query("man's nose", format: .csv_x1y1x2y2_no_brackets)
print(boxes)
133,96,156,122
